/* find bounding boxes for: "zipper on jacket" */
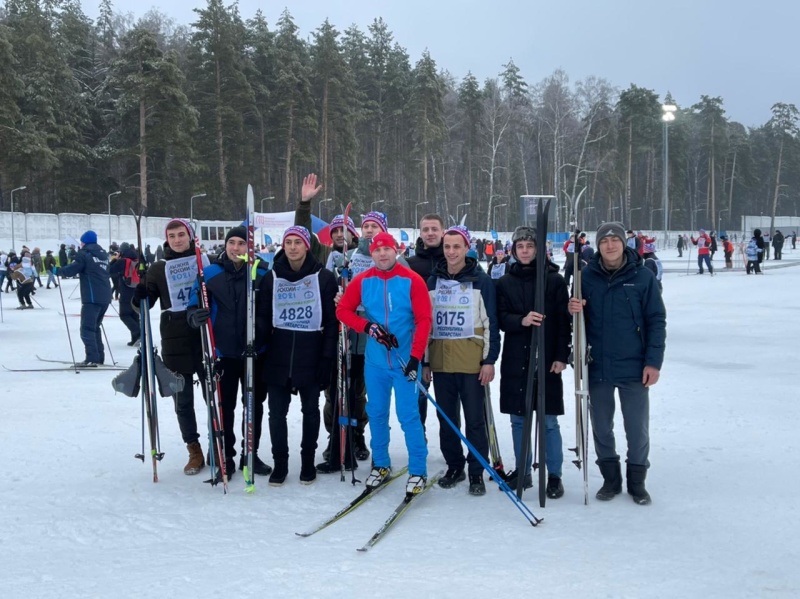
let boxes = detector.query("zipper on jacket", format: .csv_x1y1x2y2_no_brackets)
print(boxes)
384,278,392,367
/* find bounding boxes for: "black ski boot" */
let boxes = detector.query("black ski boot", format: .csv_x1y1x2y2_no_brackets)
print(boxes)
240,453,273,476
503,469,532,491
316,459,357,474
546,475,564,499
596,459,622,501
468,474,486,496
626,463,652,505
438,467,466,489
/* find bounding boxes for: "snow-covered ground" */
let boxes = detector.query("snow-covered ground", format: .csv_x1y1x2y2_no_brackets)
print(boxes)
2,254,799,599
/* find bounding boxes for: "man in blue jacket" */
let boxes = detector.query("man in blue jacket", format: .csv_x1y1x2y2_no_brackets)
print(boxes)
569,222,666,505
55,230,112,366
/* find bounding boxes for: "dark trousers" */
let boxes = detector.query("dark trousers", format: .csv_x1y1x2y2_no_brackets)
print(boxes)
80,303,108,363
268,384,321,462
17,281,34,306
118,289,140,341
746,260,761,274
589,380,650,467
432,372,489,476
174,369,203,444
774,245,783,260
323,353,367,436
218,356,267,459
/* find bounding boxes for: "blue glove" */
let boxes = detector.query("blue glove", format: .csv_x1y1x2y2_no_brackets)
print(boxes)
52,266,59,276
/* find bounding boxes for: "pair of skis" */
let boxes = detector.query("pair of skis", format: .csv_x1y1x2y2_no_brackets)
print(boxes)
297,466,442,552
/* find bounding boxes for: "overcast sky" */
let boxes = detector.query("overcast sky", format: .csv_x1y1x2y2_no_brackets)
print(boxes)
85,0,799,127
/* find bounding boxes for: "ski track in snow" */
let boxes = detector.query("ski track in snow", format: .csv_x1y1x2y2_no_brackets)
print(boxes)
2,250,800,598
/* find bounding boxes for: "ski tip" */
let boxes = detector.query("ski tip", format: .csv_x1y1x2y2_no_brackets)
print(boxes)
295,532,311,538
356,546,369,553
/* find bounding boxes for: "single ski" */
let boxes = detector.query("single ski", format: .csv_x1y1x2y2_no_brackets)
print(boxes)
242,185,257,494
356,471,443,552
483,385,508,480
36,355,120,367
296,466,408,538
3,365,123,373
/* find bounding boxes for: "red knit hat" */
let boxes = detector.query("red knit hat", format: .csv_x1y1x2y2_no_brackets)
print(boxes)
369,231,398,253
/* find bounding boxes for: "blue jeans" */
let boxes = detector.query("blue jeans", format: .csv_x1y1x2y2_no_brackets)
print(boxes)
46,271,57,287
697,254,713,273
365,365,427,477
510,413,563,478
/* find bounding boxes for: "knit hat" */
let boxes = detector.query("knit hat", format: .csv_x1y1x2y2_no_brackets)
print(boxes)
362,211,388,233
444,225,471,248
225,226,247,244
282,225,311,250
369,231,398,253
80,230,98,245
164,218,195,240
596,222,627,244
330,214,358,239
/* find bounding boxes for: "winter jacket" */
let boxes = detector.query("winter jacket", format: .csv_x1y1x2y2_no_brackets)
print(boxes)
496,260,570,416
426,257,500,374
745,238,761,261
487,256,510,280
58,243,112,305
257,251,338,387
58,245,68,267
44,254,56,273
31,250,43,273
407,238,444,282
337,261,432,370
579,247,666,384
772,232,785,248
691,232,712,255
136,243,204,373
187,252,268,360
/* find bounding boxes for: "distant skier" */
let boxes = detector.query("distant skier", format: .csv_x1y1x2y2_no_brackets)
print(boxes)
690,229,714,275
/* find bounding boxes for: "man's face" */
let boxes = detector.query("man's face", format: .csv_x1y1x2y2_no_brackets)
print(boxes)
515,240,536,264
420,219,444,249
330,226,345,248
371,245,397,270
443,234,467,268
167,227,191,253
598,236,624,263
225,237,247,264
283,236,307,263
361,221,382,240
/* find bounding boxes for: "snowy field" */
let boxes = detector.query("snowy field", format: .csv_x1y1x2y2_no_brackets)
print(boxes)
2,251,800,599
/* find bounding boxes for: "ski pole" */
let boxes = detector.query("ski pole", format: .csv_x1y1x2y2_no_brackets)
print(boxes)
56,275,79,373
394,353,541,526
0,284,4,323
100,323,116,365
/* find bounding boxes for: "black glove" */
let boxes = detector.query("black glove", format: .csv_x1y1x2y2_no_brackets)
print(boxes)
317,358,334,390
364,322,398,350
404,356,420,382
134,283,149,300
188,308,210,329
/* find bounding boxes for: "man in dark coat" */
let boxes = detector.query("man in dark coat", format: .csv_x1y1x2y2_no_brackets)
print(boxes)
111,243,141,346
55,231,111,366
772,230,785,260
406,213,445,426
569,222,666,505
496,225,571,498
134,220,210,476
187,226,271,480
257,226,338,486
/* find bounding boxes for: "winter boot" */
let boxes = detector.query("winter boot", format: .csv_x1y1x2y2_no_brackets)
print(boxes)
438,467,466,489
153,353,185,397
546,474,564,499
503,469,533,491
406,474,427,497
468,474,486,496
184,441,205,475
299,454,317,485
111,357,141,397
596,459,623,501
365,466,391,489
626,463,652,505
239,453,273,476
269,458,288,487
354,432,370,461
316,458,357,474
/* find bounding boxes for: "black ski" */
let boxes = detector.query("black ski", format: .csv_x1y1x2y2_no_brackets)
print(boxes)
296,466,408,538
356,471,442,552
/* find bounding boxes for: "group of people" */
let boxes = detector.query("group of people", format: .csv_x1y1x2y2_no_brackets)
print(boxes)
0,245,61,309
30,178,666,506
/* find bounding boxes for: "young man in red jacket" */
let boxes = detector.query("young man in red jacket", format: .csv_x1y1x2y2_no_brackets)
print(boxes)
336,232,432,496
691,228,714,275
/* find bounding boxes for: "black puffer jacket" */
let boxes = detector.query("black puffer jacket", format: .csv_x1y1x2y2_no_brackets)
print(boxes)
495,260,571,416
135,243,202,374
187,252,269,359
257,250,338,388
407,238,444,281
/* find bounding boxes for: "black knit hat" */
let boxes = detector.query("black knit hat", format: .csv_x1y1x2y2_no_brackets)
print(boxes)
225,226,247,244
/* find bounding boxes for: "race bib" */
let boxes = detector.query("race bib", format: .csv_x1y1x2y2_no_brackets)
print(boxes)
490,263,506,279
432,279,474,339
272,272,323,331
348,252,374,277
326,250,344,273
165,256,200,312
